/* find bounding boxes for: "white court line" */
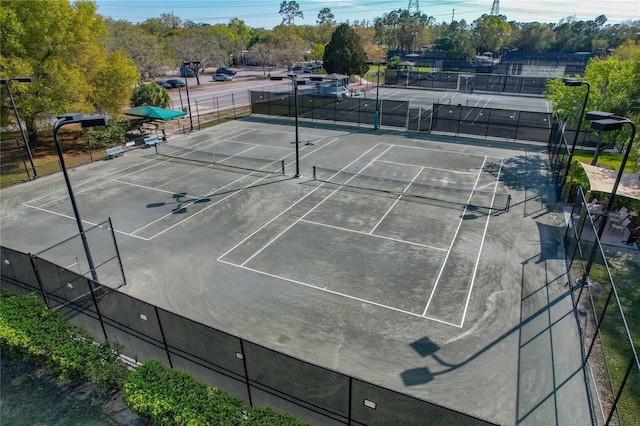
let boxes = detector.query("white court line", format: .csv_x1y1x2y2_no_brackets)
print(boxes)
141,136,341,240
459,158,504,327
422,156,488,317
301,219,447,252
369,167,423,235
240,145,395,267
131,166,271,238
218,259,461,327
23,204,147,240
26,130,249,209
389,143,490,158
185,128,256,150
23,156,163,208
377,159,477,175
113,179,202,199
216,143,384,262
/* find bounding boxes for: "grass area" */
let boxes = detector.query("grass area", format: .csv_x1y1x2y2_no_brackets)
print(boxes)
0,358,140,425
587,250,640,424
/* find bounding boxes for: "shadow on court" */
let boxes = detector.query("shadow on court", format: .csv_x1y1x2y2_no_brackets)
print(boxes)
401,247,595,425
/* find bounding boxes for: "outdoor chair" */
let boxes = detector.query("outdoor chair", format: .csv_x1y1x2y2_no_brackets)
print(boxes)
610,218,631,236
609,207,629,223
609,212,629,229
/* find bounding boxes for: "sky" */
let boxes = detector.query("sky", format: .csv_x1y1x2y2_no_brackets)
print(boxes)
93,0,639,28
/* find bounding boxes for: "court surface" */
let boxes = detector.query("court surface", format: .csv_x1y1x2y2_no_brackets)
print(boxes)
0,117,591,425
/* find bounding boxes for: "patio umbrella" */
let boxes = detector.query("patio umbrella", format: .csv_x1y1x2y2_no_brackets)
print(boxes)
124,106,186,120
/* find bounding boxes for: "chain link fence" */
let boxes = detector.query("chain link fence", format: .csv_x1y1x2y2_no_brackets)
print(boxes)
563,187,640,425
2,242,496,426
549,117,640,425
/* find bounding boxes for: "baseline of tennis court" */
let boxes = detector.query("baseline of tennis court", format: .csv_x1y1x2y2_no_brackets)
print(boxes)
219,142,507,327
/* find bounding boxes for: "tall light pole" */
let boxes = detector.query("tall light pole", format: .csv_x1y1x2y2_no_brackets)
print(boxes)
53,113,108,283
578,112,636,287
1,77,37,179
182,60,200,132
562,78,590,180
367,61,386,130
287,75,300,177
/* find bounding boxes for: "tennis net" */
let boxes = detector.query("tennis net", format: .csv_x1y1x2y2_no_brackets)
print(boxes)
156,143,285,175
312,165,511,211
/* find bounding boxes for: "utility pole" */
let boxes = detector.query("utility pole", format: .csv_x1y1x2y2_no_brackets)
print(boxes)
490,0,500,15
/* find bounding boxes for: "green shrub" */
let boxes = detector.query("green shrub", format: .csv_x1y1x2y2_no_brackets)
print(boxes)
0,290,127,394
1,291,307,424
124,360,308,425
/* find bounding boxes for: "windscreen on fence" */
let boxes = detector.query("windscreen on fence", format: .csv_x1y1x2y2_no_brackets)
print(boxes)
431,104,551,142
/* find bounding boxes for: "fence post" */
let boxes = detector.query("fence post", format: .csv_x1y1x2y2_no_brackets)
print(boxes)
29,254,50,309
195,100,201,130
154,306,173,368
239,339,253,406
348,376,353,425
108,217,127,287
232,93,236,120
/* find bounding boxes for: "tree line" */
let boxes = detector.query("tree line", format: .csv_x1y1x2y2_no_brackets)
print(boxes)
1,0,639,146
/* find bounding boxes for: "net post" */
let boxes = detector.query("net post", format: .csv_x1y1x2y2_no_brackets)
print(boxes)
313,166,316,180
280,160,285,175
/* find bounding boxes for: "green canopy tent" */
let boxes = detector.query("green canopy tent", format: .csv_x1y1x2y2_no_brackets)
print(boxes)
124,105,186,120
124,106,186,140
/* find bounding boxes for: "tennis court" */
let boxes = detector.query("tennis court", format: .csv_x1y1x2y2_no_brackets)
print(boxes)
219,140,509,327
1,118,589,425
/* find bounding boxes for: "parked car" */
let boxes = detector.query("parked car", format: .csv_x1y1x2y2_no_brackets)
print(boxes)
303,62,322,73
212,74,233,81
155,80,172,89
179,67,196,77
215,67,236,75
291,64,302,71
165,79,185,88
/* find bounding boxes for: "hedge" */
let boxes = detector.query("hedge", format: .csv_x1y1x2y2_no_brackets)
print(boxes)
124,360,308,425
0,290,127,394
1,291,308,425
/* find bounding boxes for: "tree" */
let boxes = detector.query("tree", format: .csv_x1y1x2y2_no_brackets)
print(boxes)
0,0,139,146
317,8,335,27
323,24,369,76
509,22,556,52
374,9,434,52
433,20,474,59
104,18,169,79
166,25,227,85
472,14,511,56
279,1,303,26
130,83,170,108
546,52,640,165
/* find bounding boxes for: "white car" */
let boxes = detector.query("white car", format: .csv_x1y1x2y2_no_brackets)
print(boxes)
212,74,232,81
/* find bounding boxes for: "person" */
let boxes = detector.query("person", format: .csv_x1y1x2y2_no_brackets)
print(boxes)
161,128,166,141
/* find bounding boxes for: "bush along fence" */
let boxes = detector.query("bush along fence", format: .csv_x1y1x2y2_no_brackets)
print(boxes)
1,244,496,426
0,290,307,425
